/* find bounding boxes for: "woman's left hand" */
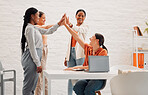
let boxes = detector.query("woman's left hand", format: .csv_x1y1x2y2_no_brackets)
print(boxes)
66,17,70,25
64,66,85,71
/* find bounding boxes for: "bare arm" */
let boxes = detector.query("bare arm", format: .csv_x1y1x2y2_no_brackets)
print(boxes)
64,23,85,49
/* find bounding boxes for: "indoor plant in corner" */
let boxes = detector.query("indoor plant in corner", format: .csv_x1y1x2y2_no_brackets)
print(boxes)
144,22,148,34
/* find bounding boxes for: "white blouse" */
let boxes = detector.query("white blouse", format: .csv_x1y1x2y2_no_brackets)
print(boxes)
25,23,59,67
66,23,89,61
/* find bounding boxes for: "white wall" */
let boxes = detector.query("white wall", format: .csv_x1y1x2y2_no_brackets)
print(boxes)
0,0,148,94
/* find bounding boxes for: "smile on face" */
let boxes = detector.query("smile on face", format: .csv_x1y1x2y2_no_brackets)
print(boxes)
75,11,86,26
89,35,99,46
38,14,46,25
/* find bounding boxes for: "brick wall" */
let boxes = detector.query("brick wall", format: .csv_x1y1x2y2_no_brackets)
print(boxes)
0,0,148,94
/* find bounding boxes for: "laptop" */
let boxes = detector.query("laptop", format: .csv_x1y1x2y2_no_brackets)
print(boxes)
87,56,109,72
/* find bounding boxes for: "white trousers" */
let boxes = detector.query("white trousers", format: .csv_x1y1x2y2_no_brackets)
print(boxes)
35,45,48,95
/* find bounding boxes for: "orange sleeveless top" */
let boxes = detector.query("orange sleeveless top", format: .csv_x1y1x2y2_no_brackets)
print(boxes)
71,36,77,47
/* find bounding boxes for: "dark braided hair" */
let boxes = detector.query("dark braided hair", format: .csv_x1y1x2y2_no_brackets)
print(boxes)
95,33,108,52
21,7,38,54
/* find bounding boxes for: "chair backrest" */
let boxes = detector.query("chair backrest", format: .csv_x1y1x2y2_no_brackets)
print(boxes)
110,72,148,95
0,61,4,71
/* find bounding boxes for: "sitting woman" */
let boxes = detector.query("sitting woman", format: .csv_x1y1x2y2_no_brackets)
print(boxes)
64,16,107,95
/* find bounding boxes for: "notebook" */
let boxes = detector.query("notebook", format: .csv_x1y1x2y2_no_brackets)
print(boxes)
87,56,109,72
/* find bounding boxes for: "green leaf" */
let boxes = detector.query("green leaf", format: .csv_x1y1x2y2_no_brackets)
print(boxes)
144,28,148,34
146,22,148,26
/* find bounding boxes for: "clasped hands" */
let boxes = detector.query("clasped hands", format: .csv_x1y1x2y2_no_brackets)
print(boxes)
58,13,72,27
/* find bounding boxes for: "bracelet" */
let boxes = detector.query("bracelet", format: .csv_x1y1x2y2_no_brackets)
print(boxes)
69,23,73,28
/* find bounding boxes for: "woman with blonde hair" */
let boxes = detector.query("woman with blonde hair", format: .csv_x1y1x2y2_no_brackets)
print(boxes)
35,11,53,95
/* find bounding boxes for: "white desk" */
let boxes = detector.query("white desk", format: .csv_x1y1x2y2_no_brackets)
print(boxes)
43,69,116,95
43,65,142,95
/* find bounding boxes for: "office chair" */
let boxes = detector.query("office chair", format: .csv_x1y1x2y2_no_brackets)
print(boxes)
110,72,148,95
95,80,106,95
0,61,16,95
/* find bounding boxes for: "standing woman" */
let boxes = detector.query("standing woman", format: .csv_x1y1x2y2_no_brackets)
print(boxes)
21,7,64,95
64,9,89,95
35,11,53,95
64,9,88,68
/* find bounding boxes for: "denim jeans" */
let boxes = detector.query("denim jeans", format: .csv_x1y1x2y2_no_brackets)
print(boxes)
73,79,106,95
67,47,84,95
67,47,84,67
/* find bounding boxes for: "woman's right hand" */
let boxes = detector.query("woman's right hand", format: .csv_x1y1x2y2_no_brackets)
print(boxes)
37,66,42,73
58,14,66,26
64,58,67,67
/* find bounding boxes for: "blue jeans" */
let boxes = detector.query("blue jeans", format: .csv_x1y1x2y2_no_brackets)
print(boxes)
68,47,84,95
73,79,106,95
67,47,84,67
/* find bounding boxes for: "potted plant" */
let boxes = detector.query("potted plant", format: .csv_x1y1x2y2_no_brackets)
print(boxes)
144,22,148,34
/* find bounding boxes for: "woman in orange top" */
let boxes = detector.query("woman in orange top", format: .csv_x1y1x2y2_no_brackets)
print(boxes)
63,15,108,95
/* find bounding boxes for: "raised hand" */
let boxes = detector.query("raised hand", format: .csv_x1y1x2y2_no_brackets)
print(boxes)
66,17,70,25
66,16,73,28
62,16,70,26
58,13,66,26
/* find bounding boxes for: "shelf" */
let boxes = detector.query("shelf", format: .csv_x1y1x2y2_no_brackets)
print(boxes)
133,36,148,39
133,52,148,54
132,27,148,69
134,48,148,52
138,49,148,52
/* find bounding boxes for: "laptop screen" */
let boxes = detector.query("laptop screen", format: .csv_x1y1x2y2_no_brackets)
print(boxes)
88,56,109,72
